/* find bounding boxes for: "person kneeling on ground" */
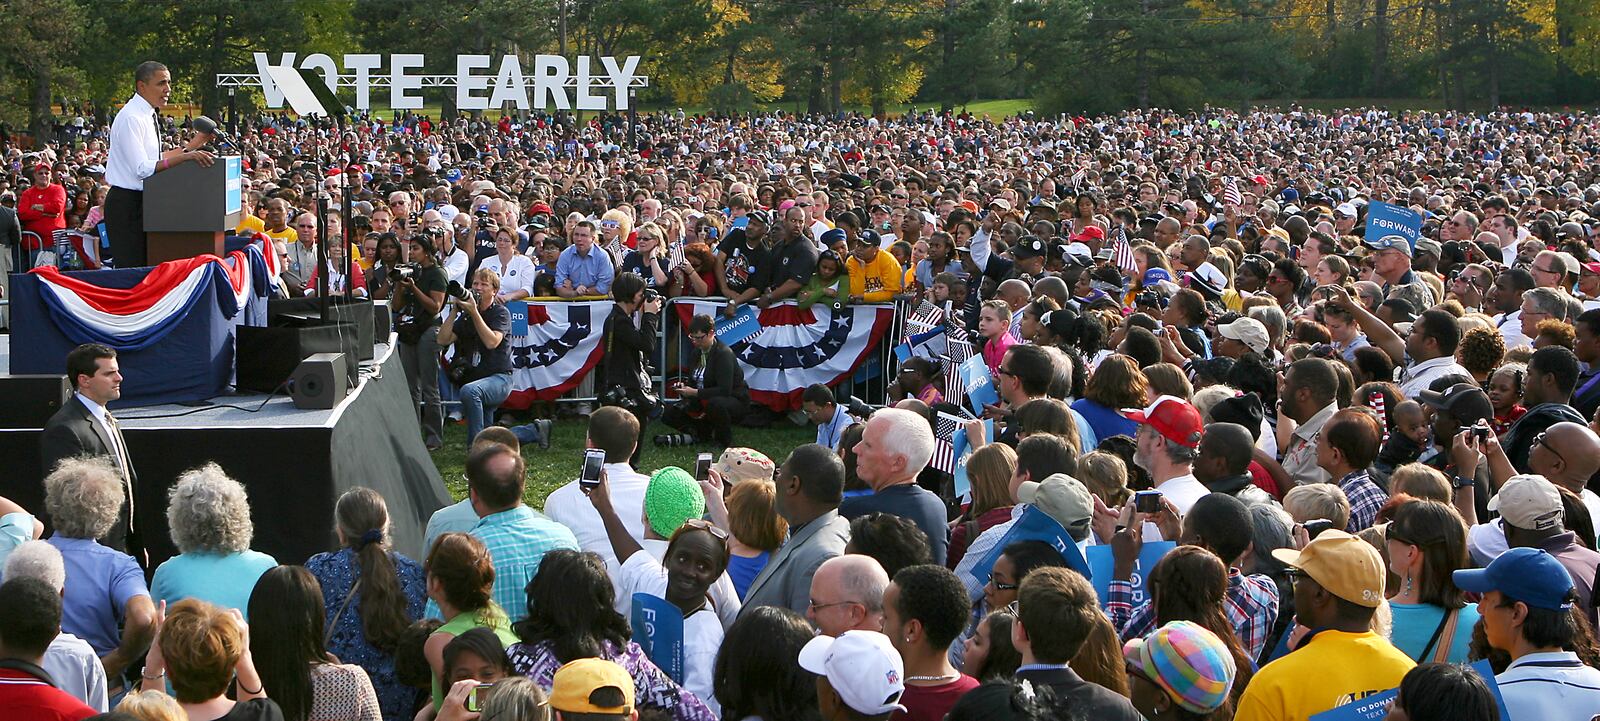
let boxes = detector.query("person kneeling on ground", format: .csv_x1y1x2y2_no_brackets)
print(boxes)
658,313,750,448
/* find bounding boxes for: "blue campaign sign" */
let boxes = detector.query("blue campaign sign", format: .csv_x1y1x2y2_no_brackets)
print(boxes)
894,327,948,364
950,418,994,499
958,354,1000,415
508,301,530,335
1364,201,1422,251
1307,659,1508,721
224,156,242,214
967,506,1092,588
1085,541,1177,609
716,304,763,346
630,593,685,683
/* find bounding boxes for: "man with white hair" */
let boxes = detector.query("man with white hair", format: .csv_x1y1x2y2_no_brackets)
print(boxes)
806,554,889,637
41,457,155,695
3,541,108,711
839,408,949,565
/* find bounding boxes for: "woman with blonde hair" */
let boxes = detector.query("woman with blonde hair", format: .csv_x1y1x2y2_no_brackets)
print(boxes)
151,463,278,615
1077,451,1130,508
947,443,1017,569
621,222,671,290
138,598,277,720
116,690,186,721
709,479,788,600
599,208,634,264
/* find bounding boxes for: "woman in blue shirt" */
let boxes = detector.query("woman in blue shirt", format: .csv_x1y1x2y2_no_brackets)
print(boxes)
704,475,787,600
150,464,277,617
1383,498,1480,663
1071,355,1147,442
306,488,428,721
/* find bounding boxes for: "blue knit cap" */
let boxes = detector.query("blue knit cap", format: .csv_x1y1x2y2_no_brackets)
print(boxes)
644,467,705,538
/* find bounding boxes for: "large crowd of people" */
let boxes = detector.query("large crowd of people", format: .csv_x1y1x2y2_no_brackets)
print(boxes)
8,84,1600,721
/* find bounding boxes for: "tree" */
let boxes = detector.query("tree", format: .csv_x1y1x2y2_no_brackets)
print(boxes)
0,0,85,138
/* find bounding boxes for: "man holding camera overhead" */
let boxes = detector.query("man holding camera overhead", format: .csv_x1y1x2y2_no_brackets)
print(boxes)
438,267,515,443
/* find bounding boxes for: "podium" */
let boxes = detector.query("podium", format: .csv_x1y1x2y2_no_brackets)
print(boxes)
143,155,242,264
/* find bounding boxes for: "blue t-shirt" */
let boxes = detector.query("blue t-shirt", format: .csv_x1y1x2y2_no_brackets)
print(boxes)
727,551,771,600
151,550,279,617
1072,398,1139,441
1388,602,1480,664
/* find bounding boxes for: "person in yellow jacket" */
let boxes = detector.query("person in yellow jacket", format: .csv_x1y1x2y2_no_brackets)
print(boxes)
846,229,904,303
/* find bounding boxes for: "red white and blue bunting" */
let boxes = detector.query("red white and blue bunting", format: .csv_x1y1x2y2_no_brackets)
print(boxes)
501,299,614,407
26,245,271,350
674,298,895,411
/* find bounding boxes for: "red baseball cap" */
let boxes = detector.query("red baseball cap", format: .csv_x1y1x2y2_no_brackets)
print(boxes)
1070,225,1105,242
1121,395,1203,448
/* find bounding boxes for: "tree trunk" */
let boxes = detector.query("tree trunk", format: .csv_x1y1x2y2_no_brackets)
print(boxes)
940,0,958,111
1324,0,1337,46
1137,0,1151,108
806,58,824,114
204,12,225,119
30,65,53,143
1369,0,1389,95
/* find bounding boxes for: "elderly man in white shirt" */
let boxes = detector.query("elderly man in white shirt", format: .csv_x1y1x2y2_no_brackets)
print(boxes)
3,541,109,711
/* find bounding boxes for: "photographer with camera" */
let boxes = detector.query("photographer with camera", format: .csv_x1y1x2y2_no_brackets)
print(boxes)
657,313,749,448
393,233,449,451
600,272,663,467
437,268,514,443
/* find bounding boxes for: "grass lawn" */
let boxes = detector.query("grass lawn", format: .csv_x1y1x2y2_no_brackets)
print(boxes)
432,416,815,510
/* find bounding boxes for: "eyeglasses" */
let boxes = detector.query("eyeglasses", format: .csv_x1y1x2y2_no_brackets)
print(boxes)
1533,431,1566,465
985,577,1018,592
601,220,621,229
995,366,1015,378
808,598,861,612
1284,567,1310,585
1534,264,1563,276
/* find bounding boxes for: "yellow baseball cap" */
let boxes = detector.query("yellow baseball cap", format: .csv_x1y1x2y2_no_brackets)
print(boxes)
550,658,634,714
1270,530,1386,608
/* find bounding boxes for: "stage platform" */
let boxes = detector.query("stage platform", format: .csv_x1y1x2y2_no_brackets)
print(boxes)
0,333,450,567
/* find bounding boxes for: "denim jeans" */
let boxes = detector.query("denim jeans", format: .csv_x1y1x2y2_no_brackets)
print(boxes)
460,372,514,442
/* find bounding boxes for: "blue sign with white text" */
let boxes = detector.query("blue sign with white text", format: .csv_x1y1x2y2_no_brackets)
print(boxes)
508,301,530,335
1364,201,1422,251
716,304,763,346
958,354,1000,416
967,506,1091,588
630,593,685,684
1086,541,1177,609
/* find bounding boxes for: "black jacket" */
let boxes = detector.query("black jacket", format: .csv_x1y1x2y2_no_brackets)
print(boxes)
1502,401,1585,472
1012,667,1143,721
41,396,138,553
600,304,658,390
694,340,749,402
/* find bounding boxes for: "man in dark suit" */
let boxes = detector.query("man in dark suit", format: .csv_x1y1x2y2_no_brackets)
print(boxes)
742,444,851,616
1012,567,1143,720
658,313,750,447
40,343,139,557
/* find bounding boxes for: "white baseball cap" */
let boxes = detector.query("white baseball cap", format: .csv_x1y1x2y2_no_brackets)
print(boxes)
798,631,907,716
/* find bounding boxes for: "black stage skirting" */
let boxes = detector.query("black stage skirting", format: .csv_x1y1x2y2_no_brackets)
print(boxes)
0,336,449,566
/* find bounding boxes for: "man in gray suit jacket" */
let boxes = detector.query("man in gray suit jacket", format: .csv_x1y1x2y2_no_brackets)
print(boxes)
741,443,851,616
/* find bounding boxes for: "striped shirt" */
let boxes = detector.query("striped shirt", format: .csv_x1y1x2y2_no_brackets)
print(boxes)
1108,567,1280,660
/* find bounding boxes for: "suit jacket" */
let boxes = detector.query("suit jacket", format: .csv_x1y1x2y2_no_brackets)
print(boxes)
1013,667,1143,721
696,340,749,403
1574,368,1600,424
740,509,851,616
40,396,138,554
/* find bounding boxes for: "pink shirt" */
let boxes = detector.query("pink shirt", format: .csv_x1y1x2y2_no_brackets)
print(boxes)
982,332,1018,376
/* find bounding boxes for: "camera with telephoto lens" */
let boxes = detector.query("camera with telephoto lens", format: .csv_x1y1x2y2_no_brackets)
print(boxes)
446,280,475,303
388,264,419,283
644,289,661,304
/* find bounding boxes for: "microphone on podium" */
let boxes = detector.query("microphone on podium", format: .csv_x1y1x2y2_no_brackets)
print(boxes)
191,115,238,151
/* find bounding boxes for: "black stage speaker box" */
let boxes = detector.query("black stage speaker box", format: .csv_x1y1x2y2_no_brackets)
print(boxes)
371,300,393,341
266,297,375,362
289,353,348,409
0,375,71,429
236,323,359,393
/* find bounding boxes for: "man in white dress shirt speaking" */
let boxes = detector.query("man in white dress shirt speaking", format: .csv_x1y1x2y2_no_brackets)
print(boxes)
104,61,215,267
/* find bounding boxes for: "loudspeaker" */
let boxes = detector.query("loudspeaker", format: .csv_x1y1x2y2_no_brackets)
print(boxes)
237,323,359,393
0,375,71,429
289,353,348,410
266,297,375,362
371,300,393,341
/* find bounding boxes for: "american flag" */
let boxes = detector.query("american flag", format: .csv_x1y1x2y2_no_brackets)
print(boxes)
932,410,965,474
941,322,974,410
903,299,944,341
1111,224,1138,275
668,238,685,270
1223,176,1243,207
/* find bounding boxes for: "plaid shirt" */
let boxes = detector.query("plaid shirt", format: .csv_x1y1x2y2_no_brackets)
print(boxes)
1107,568,1280,660
423,505,579,622
1339,469,1389,532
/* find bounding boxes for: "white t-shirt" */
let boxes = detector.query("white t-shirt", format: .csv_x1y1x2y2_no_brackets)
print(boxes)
619,551,726,715
1142,473,1210,541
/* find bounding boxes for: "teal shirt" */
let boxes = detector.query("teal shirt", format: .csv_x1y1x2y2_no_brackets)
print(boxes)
150,550,278,617
1388,601,1481,663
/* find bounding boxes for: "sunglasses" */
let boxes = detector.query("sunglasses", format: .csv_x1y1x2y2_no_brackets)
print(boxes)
678,518,729,540
1533,431,1566,465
